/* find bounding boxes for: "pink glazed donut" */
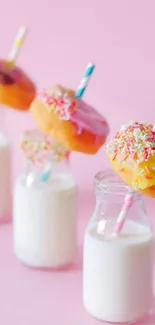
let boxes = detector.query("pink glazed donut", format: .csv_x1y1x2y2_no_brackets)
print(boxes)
30,85,109,154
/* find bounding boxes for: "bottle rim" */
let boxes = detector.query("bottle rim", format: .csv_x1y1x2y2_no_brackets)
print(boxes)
94,169,140,197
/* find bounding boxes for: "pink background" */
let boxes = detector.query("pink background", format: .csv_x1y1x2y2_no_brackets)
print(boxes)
0,1,155,324
1,0,155,190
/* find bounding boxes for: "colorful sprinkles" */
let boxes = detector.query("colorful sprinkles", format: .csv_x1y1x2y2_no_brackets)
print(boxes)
21,129,70,165
38,89,77,120
107,121,155,171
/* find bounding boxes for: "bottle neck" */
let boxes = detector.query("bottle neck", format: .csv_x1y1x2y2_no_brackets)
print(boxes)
95,189,142,204
50,156,71,175
94,169,142,204
23,156,71,176
92,170,150,229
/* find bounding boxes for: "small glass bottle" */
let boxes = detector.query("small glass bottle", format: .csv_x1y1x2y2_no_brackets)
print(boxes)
13,130,77,268
83,170,154,323
0,106,11,221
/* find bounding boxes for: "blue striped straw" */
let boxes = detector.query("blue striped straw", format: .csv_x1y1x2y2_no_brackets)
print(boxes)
40,162,52,182
75,62,95,98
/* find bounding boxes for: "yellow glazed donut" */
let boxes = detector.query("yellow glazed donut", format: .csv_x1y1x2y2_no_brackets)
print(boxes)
30,85,109,154
106,121,155,197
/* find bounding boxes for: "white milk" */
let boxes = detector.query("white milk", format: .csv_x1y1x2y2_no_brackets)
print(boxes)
0,133,11,220
83,220,154,323
13,173,77,268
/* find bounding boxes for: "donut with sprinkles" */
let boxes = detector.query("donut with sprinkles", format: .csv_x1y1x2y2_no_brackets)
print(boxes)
106,121,155,197
30,85,109,154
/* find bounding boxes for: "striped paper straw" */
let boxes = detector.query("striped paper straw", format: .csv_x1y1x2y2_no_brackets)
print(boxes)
75,62,95,98
40,163,52,182
7,26,27,67
40,152,54,182
113,190,134,235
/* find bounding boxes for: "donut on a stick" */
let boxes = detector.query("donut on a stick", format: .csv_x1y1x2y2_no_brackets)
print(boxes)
30,85,109,154
106,121,155,197
0,59,36,110
0,26,36,110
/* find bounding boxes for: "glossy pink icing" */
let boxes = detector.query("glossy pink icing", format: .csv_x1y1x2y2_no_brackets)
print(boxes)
38,87,109,137
70,99,109,136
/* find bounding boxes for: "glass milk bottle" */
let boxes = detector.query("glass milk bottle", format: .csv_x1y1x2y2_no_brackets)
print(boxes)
13,129,77,268
83,170,154,323
0,106,11,221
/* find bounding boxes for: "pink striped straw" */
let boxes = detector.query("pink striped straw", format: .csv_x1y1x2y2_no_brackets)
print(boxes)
113,122,155,235
113,190,134,234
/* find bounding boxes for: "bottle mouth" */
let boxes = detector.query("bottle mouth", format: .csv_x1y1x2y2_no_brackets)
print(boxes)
94,169,138,196
20,128,70,166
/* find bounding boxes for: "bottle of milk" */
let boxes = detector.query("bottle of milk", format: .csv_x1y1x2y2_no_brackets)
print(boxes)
13,129,77,268
0,107,11,221
83,170,154,323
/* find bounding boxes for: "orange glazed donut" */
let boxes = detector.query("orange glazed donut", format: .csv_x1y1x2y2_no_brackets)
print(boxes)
0,59,36,110
106,121,155,198
30,85,109,154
